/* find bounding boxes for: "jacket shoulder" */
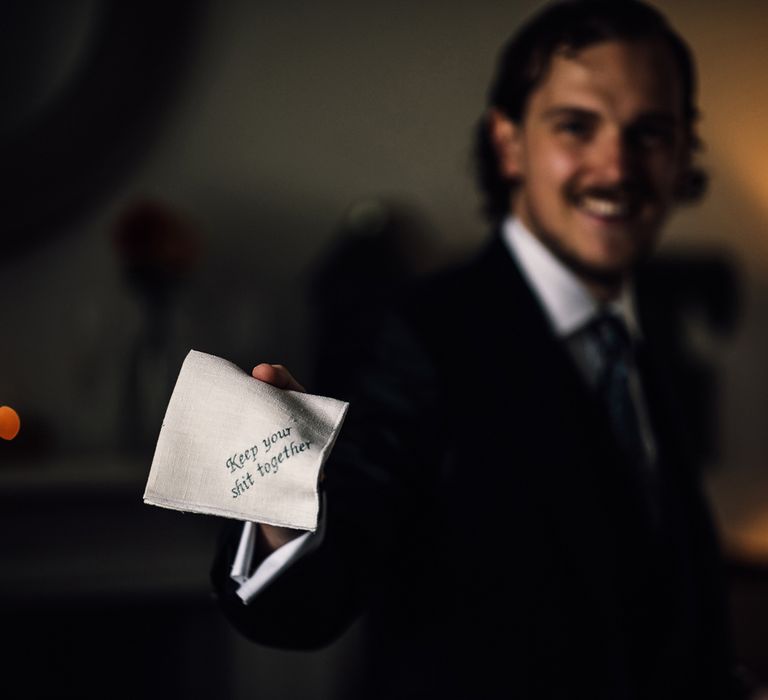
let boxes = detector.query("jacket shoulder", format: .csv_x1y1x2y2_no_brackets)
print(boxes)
394,235,515,331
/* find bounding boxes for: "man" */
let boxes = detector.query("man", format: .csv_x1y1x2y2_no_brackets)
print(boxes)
213,2,747,697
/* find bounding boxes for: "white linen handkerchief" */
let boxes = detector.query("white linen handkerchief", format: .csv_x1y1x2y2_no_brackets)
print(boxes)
143,350,348,531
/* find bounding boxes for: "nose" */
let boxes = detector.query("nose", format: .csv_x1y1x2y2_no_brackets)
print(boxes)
591,129,634,185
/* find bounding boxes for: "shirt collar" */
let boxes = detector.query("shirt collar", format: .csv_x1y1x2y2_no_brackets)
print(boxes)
501,216,641,339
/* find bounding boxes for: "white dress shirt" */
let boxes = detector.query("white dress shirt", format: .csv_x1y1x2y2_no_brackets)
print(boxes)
231,216,657,602
503,216,656,464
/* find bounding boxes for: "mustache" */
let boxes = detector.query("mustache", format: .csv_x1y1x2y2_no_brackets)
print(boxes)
566,183,651,202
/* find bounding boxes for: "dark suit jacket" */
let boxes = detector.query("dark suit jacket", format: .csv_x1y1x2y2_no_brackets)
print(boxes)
212,233,736,699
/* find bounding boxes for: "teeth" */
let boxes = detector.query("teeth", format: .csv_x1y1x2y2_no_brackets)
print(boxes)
579,196,629,218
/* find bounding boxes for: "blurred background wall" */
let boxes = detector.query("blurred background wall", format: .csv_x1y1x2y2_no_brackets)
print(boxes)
1,0,767,697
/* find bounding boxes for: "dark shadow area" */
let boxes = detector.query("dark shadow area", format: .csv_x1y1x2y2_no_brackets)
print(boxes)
0,0,208,259
307,198,441,396
636,250,741,469
0,465,229,697
729,561,768,686
3,597,229,699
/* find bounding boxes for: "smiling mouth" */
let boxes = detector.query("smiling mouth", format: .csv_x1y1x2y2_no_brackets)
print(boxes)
577,195,635,220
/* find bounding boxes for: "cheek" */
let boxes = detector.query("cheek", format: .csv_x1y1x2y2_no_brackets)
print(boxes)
659,166,684,202
522,140,579,195
647,149,686,194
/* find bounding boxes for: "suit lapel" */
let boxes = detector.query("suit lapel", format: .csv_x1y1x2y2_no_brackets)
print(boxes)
459,234,661,545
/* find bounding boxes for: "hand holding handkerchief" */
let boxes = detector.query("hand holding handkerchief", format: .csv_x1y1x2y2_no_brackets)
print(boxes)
143,350,348,531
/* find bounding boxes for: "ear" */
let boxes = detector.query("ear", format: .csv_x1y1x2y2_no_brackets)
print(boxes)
488,108,524,180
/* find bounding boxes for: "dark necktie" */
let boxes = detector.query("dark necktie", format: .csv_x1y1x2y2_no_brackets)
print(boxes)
588,313,646,465
585,313,660,522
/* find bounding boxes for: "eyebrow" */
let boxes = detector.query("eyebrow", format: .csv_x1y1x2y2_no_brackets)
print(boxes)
541,107,597,122
541,106,680,126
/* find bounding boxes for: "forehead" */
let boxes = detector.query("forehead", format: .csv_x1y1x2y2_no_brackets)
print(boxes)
528,39,684,121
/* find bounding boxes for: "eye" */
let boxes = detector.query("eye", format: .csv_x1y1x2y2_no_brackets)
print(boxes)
629,123,676,150
555,118,594,140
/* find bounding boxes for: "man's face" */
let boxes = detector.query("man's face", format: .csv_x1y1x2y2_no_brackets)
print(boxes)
491,39,689,293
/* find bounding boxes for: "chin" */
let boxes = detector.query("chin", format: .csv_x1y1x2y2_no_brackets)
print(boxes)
560,245,643,288
581,260,632,286
585,229,657,273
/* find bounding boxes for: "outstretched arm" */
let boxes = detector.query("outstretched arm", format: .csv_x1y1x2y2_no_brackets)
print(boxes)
212,311,442,649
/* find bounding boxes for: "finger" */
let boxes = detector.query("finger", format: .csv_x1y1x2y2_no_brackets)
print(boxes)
251,363,306,392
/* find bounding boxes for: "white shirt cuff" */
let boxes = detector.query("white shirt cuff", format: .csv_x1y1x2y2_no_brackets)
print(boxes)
229,494,327,602
233,526,311,602
229,521,257,585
